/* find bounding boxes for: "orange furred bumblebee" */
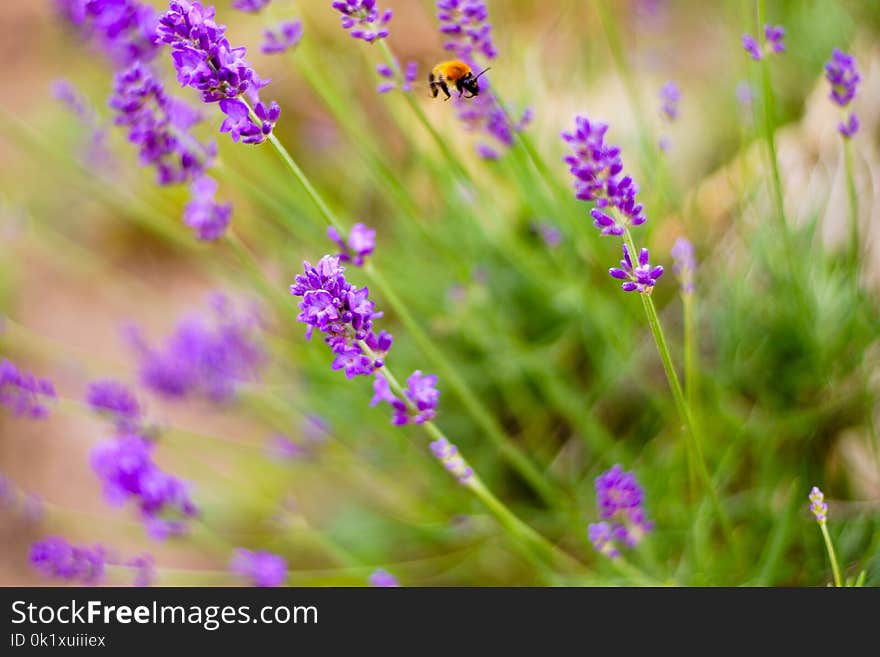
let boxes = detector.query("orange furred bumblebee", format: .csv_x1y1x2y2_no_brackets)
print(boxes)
428,60,491,100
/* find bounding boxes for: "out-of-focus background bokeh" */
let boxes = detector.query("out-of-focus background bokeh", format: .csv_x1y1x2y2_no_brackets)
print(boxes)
1,0,878,586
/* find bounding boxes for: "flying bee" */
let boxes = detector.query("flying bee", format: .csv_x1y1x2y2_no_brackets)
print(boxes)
428,60,491,100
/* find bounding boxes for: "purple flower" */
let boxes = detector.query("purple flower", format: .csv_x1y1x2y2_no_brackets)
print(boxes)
437,0,497,61
765,24,785,53
0,359,56,419
429,437,474,485
87,379,142,429
129,554,157,586
30,536,106,585
455,85,532,159
742,24,785,61
290,256,391,377
129,294,264,401
588,522,620,559
563,116,646,234
184,175,233,240
91,433,199,539
232,0,271,11
609,244,664,294
537,223,562,248
302,414,331,443
809,486,827,523
266,434,308,461
331,0,393,43
659,81,680,121
157,1,280,144
328,222,376,266
54,0,160,67
370,371,440,425
262,20,304,55
230,549,287,587
825,49,860,138
589,465,653,558
368,568,400,587
110,61,215,185
670,237,695,294
374,62,417,94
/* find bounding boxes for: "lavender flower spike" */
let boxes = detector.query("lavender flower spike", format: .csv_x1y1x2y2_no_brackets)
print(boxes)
809,486,828,523
230,549,287,587
430,437,474,485
0,359,56,419
371,371,439,425
86,380,142,430
290,256,391,378
30,536,106,585
609,244,664,294
332,1,393,43
184,175,233,241
825,49,860,138
670,237,695,294
659,81,680,121
437,0,497,61
563,116,646,234
328,223,376,266
589,465,653,558
157,1,281,144
262,20,304,55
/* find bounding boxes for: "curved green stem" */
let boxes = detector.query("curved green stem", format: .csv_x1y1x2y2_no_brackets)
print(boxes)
818,521,843,587
623,230,733,546
843,138,859,265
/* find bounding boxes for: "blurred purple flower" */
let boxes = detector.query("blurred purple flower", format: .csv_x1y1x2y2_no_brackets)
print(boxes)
54,0,160,67
332,0,392,43
537,223,562,248
129,294,264,402
328,222,376,266
230,549,287,586
809,486,827,523
742,24,785,61
129,554,157,586
429,437,474,485
591,465,653,554
53,79,113,168
437,0,496,61
374,61,418,94
91,433,198,539
157,1,280,144
30,536,106,585
609,244,664,294
825,49,860,138
232,0,271,11
368,568,400,587
0,359,56,420
266,434,308,461
670,237,695,294
110,62,216,185
659,81,680,121
184,175,233,241
371,371,439,426
262,20,304,55
87,379,142,430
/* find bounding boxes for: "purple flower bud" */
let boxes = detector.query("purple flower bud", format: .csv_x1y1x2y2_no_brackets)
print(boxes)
809,486,828,523
230,549,287,587
0,359,56,420
608,244,664,294
368,568,400,587
332,0,393,42
30,536,106,585
262,20,304,55
589,465,653,558
671,237,695,294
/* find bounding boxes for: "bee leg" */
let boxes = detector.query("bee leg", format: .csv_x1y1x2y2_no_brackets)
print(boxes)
440,80,451,101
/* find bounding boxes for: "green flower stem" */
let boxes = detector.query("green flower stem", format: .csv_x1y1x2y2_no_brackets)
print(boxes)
256,110,565,508
623,229,733,545
818,521,843,587
682,291,700,495
360,343,582,576
843,138,859,265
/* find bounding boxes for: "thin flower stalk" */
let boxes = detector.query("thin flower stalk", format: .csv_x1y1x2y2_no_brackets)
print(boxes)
249,99,564,507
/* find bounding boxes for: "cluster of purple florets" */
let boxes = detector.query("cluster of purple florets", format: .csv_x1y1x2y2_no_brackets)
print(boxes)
29,535,155,586
290,255,441,427
825,49,860,138
0,359,56,420
332,0,393,43
230,548,288,587
742,24,785,61
434,1,531,160
86,381,199,540
156,1,280,144
375,61,419,94
562,117,663,294
588,465,653,559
